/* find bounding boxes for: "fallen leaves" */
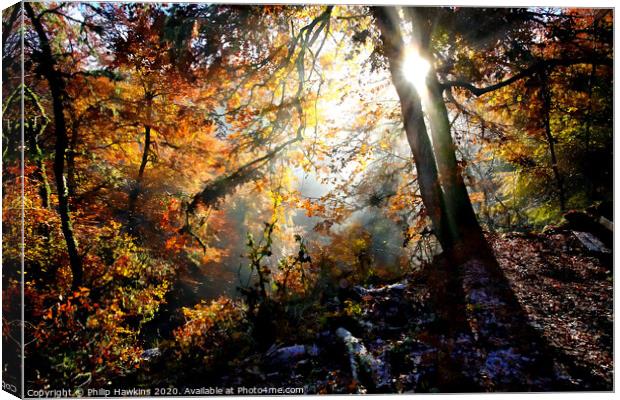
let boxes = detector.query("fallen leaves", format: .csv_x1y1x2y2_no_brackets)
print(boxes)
490,231,612,387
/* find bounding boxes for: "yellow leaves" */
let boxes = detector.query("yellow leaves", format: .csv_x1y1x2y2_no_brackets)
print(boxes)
86,316,100,329
181,306,195,319
114,326,132,335
359,143,369,154
352,237,369,253
113,255,132,277
387,193,408,213
110,302,121,313
270,190,284,209
319,51,335,70
379,138,391,150
288,149,314,174
405,227,422,244
343,299,363,317
174,297,245,352
324,128,338,140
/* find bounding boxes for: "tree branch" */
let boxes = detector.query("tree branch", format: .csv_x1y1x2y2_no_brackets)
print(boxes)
441,56,612,97
188,136,301,213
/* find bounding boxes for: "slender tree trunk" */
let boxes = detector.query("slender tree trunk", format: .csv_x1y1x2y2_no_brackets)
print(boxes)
26,3,83,290
424,70,492,260
128,125,150,210
373,7,453,252
540,76,566,212
24,86,52,208
128,98,152,213
407,8,491,261
28,126,52,209
583,64,597,154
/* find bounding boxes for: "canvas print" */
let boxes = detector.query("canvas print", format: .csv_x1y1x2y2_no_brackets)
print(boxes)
2,1,613,396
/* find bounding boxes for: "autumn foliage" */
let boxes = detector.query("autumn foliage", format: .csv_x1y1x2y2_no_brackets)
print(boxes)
2,2,612,393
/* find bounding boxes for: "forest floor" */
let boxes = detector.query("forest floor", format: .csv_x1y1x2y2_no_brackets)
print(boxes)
211,230,612,393
490,231,613,388
137,227,613,393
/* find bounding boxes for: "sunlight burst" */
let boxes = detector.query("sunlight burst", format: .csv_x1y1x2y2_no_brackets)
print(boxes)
402,48,431,94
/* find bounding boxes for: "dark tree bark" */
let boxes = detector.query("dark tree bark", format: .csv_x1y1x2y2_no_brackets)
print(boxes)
540,74,566,212
127,93,154,220
189,135,301,212
374,6,494,262
372,7,454,253
2,4,20,83
408,9,493,261
26,3,83,290
128,124,151,212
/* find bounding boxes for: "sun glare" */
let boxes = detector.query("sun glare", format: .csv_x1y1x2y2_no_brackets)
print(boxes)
402,49,431,94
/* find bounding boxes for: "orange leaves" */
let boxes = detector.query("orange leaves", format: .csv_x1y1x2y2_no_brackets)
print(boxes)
200,247,225,264
86,315,100,329
252,179,267,194
387,191,414,214
165,236,188,253
158,198,181,230
469,191,485,204
299,198,326,217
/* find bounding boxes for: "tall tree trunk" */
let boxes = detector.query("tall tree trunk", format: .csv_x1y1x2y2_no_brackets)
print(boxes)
26,3,83,290
583,64,597,155
128,125,151,211
372,7,453,252
408,9,492,262
540,75,566,212
128,98,152,213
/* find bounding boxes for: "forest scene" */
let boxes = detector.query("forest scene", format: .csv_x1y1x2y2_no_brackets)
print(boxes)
2,2,614,394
